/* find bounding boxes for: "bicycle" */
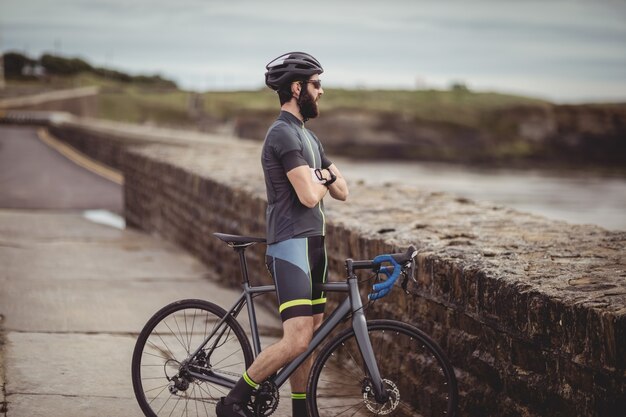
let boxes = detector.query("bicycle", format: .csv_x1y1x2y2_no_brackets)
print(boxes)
132,232,458,417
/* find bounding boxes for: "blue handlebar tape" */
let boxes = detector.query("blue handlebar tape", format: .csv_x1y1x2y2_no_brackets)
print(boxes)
368,255,402,300
369,288,390,300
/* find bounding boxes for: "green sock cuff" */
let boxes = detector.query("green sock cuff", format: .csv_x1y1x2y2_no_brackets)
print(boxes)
243,371,259,389
291,392,307,400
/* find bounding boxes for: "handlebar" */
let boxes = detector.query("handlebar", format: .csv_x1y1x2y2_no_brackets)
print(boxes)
346,246,417,301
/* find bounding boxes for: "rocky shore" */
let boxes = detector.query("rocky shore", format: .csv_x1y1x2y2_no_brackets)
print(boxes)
232,102,626,172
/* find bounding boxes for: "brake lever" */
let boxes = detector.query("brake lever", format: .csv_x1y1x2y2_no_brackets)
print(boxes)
400,256,418,294
401,271,409,294
401,261,411,294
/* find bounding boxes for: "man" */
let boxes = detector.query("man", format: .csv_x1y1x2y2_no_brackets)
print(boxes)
216,52,349,417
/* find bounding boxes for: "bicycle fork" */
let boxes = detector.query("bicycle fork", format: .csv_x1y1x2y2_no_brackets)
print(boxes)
348,277,388,403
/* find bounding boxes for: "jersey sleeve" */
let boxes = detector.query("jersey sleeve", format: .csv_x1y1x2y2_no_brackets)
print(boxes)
321,153,332,169
312,131,333,169
281,150,309,172
269,122,302,158
268,122,308,172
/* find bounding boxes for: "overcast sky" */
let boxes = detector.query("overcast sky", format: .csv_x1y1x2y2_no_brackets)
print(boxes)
2,0,625,102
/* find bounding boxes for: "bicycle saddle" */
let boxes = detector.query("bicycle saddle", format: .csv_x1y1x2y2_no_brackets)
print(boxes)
213,232,267,246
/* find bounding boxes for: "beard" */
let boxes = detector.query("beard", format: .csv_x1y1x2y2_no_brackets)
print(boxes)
297,87,319,121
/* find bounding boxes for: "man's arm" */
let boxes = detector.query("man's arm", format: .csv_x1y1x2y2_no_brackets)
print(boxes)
287,165,329,208
324,164,349,201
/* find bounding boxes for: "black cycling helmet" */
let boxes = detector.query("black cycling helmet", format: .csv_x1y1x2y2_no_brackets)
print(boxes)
265,52,323,90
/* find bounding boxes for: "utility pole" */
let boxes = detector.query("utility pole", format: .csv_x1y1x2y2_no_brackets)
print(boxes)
0,29,5,90
0,53,5,90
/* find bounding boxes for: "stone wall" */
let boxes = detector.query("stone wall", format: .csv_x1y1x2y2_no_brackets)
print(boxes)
35,118,626,417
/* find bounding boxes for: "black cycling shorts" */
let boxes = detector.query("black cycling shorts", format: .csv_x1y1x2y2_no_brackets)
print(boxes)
265,235,327,322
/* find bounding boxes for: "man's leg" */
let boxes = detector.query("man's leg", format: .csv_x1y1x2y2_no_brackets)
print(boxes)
289,313,324,417
290,235,327,416
247,315,314,381
216,316,315,417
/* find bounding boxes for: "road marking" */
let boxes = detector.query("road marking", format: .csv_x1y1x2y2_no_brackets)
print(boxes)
36,128,124,185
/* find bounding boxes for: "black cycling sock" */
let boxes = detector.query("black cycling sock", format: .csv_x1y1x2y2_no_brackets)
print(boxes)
292,392,307,417
226,371,258,403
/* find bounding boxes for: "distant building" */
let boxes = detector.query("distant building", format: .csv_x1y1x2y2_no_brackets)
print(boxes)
22,64,47,78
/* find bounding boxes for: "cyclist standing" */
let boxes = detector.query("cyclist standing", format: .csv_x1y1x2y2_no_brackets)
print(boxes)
216,52,349,417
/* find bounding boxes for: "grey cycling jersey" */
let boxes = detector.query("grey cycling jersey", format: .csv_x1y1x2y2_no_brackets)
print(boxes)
261,111,332,245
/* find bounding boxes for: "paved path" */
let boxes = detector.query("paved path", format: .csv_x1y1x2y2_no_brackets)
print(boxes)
0,125,122,212
0,125,284,416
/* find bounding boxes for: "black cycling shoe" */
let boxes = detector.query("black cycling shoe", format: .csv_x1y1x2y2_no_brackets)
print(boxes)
215,397,253,417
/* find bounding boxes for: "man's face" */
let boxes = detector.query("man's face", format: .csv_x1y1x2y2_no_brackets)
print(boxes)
297,75,324,120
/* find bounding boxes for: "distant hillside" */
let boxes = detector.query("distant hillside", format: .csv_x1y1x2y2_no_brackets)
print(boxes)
205,89,626,171
2,59,624,172
2,51,177,89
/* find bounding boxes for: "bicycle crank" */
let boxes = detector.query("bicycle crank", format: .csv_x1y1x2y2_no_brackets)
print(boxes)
250,381,279,416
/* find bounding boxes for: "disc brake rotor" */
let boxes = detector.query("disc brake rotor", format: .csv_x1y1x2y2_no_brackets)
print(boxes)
363,379,400,415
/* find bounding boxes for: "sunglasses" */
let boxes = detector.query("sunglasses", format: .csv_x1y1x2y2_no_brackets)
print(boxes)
295,79,322,90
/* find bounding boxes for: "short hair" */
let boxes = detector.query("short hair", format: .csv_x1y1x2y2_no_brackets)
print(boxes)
277,76,307,105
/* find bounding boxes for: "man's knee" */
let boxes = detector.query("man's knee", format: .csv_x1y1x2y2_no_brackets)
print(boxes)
292,335,311,357
283,317,314,357
313,313,324,331
288,330,312,356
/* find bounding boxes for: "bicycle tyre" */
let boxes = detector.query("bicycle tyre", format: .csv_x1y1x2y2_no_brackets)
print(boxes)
307,319,458,417
132,299,254,417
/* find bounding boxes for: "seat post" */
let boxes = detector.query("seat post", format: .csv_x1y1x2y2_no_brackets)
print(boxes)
235,246,251,285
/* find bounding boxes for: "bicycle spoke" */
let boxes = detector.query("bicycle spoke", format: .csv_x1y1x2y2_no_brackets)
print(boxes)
346,402,367,417
196,382,218,401
146,382,170,397
199,384,210,416
161,320,189,355
309,321,457,417
182,310,190,354
185,310,194,355
132,301,254,417
142,376,170,381
167,394,182,417
142,349,171,362
319,400,366,417
317,377,358,385
188,385,197,417
155,385,175,414
340,342,366,380
211,346,244,368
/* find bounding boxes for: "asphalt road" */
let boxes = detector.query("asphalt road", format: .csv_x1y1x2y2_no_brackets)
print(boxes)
0,125,122,212
0,125,283,416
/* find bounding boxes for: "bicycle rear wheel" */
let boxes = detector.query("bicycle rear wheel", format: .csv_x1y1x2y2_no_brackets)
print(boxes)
132,299,254,417
308,319,457,417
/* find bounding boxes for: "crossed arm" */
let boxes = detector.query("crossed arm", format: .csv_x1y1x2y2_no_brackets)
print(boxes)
286,163,349,208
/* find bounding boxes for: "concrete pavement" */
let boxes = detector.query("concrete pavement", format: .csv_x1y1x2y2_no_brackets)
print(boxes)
0,210,283,416
0,125,285,416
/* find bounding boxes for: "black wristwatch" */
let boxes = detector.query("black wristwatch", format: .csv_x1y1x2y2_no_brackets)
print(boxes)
314,168,337,187
324,169,337,187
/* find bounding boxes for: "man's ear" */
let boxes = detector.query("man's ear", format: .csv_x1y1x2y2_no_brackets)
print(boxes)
291,81,301,99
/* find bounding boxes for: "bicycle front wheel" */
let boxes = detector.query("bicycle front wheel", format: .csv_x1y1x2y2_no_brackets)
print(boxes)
308,319,458,417
132,299,254,417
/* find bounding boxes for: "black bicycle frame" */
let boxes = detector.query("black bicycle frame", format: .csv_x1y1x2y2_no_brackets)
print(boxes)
186,262,388,399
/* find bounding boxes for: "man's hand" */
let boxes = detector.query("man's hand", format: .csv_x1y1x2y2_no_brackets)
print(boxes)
310,168,326,184
311,168,334,184
288,165,329,208
325,164,349,201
